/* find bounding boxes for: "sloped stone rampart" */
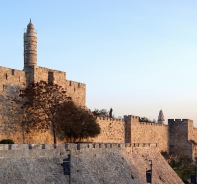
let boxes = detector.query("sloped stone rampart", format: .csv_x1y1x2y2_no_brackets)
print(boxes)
0,143,183,184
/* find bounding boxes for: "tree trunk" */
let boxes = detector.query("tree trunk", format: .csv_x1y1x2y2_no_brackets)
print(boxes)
22,125,25,144
53,127,56,144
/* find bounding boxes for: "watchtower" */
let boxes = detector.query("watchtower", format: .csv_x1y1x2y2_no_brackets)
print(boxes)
24,19,37,69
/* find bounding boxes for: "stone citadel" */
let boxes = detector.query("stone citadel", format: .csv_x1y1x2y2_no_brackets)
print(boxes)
0,20,197,160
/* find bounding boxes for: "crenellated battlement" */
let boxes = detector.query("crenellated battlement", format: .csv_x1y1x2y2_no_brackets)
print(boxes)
125,114,167,126
168,119,192,123
0,143,158,158
96,117,124,122
0,66,25,77
67,80,86,88
138,122,168,126
0,143,158,151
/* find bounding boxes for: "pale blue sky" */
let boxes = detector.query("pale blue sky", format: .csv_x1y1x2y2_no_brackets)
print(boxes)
1,1,197,124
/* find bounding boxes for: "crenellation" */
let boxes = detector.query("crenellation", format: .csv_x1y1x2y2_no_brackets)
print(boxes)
96,117,124,122
0,142,161,169
125,114,168,152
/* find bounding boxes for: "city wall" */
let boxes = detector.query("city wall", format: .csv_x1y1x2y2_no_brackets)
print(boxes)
25,66,86,106
0,66,26,93
0,143,183,184
0,117,125,144
88,117,125,143
0,65,86,107
168,119,197,159
125,115,168,152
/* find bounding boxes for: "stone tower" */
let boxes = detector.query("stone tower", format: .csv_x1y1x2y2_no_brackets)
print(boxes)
157,109,165,124
24,19,37,68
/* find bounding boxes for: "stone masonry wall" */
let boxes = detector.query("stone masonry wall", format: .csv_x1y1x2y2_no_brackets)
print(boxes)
0,66,26,93
0,143,183,184
88,117,125,143
66,80,86,107
168,119,197,159
168,119,192,158
25,66,86,106
125,115,168,152
0,66,26,141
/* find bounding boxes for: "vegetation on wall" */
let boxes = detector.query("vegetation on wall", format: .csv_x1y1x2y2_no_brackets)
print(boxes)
161,151,196,183
92,108,114,118
139,117,156,123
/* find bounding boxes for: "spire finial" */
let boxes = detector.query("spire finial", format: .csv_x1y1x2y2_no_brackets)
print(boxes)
30,18,31,23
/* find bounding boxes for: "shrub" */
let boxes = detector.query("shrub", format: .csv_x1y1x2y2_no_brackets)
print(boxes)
0,139,14,144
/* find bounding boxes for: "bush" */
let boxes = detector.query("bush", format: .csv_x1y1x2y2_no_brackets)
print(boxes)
0,139,14,144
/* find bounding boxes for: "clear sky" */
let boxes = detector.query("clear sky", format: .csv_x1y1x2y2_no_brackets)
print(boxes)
0,1,197,125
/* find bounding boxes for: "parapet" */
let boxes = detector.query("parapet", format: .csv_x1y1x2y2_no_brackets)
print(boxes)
0,143,158,150
0,143,158,158
67,80,86,88
168,119,192,123
96,117,124,122
125,115,167,126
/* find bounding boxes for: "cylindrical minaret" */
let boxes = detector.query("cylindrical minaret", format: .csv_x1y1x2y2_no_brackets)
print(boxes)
24,19,37,68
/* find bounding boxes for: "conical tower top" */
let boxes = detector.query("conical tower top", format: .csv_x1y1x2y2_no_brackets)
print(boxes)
24,20,37,69
158,109,165,124
27,19,35,33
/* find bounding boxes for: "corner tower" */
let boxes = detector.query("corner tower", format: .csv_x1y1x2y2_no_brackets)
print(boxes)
24,19,37,68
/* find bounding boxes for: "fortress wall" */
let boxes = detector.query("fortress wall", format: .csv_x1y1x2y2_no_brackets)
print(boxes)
188,119,194,141
87,117,124,143
0,143,183,184
187,122,197,159
168,119,192,158
66,80,86,106
0,117,124,145
28,67,86,106
0,127,66,144
0,66,26,92
125,115,168,152
34,66,67,87
0,67,26,141
193,128,197,141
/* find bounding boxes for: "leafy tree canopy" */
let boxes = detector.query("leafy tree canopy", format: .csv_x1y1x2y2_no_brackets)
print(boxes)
57,101,100,142
19,81,100,144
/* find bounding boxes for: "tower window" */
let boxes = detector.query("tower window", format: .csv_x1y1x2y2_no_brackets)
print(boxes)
5,73,8,80
48,72,54,84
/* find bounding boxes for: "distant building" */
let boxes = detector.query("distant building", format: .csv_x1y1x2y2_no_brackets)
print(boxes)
157,109,165,124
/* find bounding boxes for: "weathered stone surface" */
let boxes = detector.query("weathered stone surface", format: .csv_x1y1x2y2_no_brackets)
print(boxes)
0,144,183,184
125,115,168,152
